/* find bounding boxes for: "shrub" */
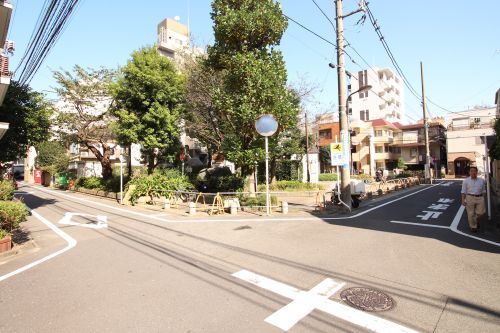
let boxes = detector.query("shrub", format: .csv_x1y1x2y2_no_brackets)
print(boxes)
0,228,7,239
75,176,103,190
258,180,324,192
351,174,373,181
197,167,245,193
319,173,338,181
395,171,414,179
0,180,15,201
239,194,278,207
0,201,28,231
128,169,193,204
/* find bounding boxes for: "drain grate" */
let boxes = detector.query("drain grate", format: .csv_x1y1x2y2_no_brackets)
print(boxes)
340,287,395,312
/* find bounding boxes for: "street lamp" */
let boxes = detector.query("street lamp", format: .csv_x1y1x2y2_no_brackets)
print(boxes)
255,114,278,216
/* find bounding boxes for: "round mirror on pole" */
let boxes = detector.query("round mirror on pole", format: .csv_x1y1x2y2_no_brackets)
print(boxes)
255,114,278,216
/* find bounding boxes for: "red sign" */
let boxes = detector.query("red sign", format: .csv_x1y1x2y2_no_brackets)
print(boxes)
34,169,42,184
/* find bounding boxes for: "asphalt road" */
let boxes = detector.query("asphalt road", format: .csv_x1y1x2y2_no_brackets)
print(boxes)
0,181,499,333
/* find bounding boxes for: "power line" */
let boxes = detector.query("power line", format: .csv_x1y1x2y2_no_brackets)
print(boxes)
15,0,82,86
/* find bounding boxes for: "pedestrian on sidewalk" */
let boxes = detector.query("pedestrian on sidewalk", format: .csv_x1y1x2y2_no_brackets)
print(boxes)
461,166,486,233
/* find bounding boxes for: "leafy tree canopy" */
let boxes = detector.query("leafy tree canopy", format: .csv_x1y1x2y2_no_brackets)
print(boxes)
204,0,299,175
53,65,116,179
112,46,185,174
36,141,70,175
0,81,52,162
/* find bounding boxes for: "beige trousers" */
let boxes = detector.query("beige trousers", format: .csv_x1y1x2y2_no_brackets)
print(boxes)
465,195,485,229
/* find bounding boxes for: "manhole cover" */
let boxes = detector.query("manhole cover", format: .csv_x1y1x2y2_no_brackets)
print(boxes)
340,287,395,312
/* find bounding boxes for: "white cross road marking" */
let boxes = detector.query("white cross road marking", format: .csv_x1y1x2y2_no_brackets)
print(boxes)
232,270,419,333
427,203,450,210
416,211,443,221
265,277,344,331
437,198,454,203
439,182,452,187
59,212,108,229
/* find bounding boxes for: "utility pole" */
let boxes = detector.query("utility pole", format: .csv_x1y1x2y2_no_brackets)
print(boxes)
420,62,432,184
305,112,310,182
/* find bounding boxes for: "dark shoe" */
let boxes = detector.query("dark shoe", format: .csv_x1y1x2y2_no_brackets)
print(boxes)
477,222,480,230
471,228,478,233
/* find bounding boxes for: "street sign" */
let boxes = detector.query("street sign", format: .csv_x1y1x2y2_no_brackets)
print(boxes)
330,143,345,166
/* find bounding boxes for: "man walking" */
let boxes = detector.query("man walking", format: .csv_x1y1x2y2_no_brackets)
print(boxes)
461,166,486,233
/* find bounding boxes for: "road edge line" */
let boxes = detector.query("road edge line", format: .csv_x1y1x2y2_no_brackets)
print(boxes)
449,206,500,247
0,209,77,282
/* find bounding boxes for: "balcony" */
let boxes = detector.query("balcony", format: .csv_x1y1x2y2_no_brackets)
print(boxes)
447,120,495,131
0,54,11,105
0,1,12,47
373,136,393,144
373,152,393,160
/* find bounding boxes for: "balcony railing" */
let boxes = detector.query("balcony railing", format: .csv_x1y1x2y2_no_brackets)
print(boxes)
447,121,494,131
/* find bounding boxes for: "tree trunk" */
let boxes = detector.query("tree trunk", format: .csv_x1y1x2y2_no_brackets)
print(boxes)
127,144,132,177
147,151,156,175
270,157,277,183
87,142,113,180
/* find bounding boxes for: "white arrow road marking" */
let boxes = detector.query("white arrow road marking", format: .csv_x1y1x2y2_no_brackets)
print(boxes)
0,209,77,282
59,212,108,229
232,270,419,333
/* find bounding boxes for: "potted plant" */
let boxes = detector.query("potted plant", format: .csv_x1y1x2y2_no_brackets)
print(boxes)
0,228,11,253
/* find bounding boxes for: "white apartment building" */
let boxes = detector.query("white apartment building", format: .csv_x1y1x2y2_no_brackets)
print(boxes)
446,106,496,176
349,67,405,123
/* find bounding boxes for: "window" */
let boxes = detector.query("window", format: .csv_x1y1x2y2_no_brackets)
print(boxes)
360,110,370,121
348,108,352,115
375,146,384,153
387,130,393,137
410,148,417,157
319,129,332,139
358,70,369,98
389,146,401,154
375,130,383,137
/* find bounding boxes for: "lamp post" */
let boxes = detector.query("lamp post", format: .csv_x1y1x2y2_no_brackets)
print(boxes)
255,114,278,216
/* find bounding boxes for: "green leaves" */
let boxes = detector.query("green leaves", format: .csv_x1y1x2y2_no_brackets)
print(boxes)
0,81,53,162
200,0,299,176
37,141,70,175
112,46,185,173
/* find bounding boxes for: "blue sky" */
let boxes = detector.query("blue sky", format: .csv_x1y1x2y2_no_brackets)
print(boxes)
7,0,500,123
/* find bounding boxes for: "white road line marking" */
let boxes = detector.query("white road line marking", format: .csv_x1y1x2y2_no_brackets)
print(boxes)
232,270,419,333
390,221,450,229
30,184,440,222
265,278,345,331
0,210,77,283
59,212,108,229
449,206,500,247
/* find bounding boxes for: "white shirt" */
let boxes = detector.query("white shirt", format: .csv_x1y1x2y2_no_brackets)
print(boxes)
461,177,486,195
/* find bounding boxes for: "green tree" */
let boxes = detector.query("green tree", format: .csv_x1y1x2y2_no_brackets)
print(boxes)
490,118,500,160
204,0,299,176
112,46,185,174
0,81,52,162
397,157,407,170
36,141,70,176
53,65,116,180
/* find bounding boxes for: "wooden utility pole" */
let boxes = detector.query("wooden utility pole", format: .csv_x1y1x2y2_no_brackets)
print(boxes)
420,62,432,184
305,112,310,182
335,0,350,202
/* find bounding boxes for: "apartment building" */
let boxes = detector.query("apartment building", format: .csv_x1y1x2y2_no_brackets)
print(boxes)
349,67,405,123
446,107,496,176
0,0,13,140
391,122,447,175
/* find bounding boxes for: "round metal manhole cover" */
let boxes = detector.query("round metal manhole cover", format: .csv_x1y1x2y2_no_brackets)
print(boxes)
340,287,395,312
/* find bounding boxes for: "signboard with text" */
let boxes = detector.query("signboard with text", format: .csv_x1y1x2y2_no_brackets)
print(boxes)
330,143,345,166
